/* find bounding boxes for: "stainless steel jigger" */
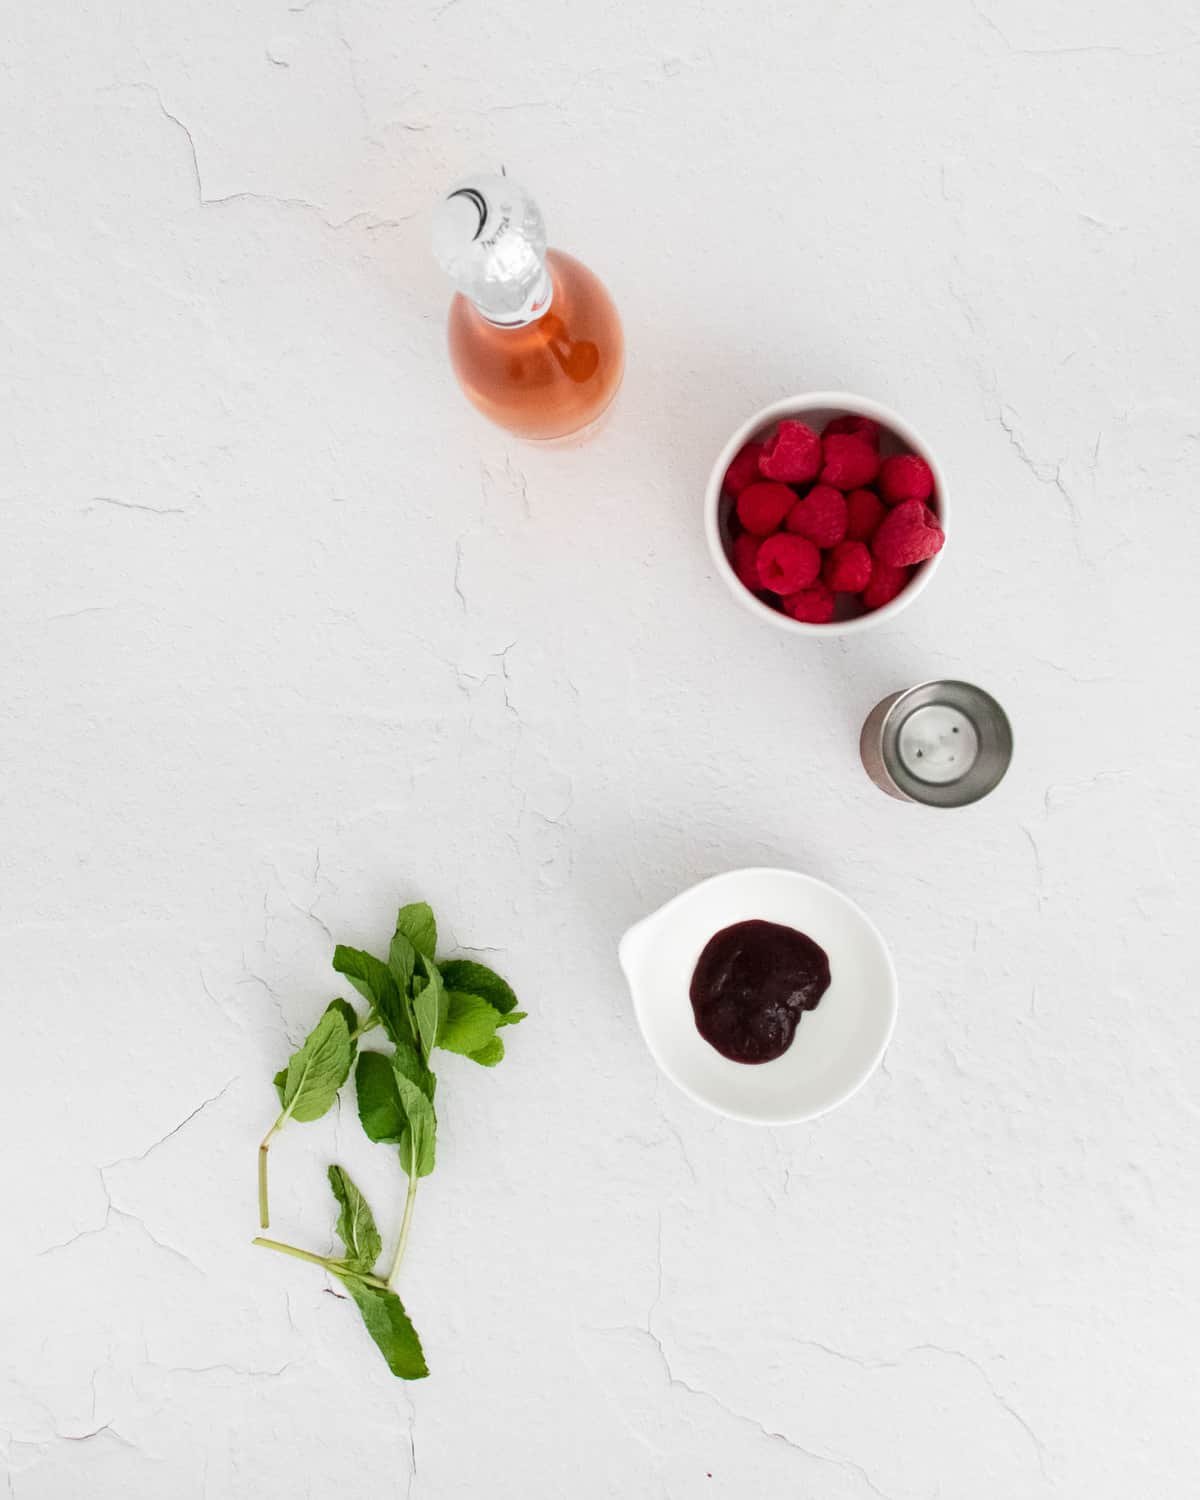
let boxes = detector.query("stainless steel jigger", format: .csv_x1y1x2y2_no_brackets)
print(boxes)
860,681,1013,807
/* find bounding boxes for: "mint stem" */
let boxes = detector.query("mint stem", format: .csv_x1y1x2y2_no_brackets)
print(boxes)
387,1168,419,1289
350,1011,381,1043
258,1117,283,1229
254,1236,338,1272
253,1237,388,1289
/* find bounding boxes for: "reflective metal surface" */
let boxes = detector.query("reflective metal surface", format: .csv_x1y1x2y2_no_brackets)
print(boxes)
860,681,1013,807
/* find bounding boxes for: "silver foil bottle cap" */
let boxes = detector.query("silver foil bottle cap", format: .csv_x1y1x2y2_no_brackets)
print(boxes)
860,681,1013,807
432,172,552,326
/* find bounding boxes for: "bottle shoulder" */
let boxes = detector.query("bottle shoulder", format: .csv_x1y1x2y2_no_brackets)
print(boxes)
449,249,620,348
445,248,623,441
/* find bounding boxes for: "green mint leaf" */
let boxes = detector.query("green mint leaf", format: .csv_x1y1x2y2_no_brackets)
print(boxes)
394,1074,437,1179
356,1048,437,1158
467,1036,505,1068
496,1010,527,1028
439,991,501,1056
437,959,519,1015
273,998,360,1106
327,1165,382,1273
375,985,417,1051
399,1126,435,1179
355,1051,406,1143
339,1276,429,1379
325,997,361,1037
392,1040,437,1103
332,944,394,1006
281,1005,354,1121
333,944,412,1049
325,998,362,1067
413,955,444,1063
387,929,417,994
394,902,437,961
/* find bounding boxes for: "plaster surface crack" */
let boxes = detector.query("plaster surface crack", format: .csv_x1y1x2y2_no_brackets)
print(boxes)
242,965,292,1037
146,86,202,199
405,1398,418,1499
1043,770,1130,813
1021,825,1047,911
48,604,121,622
141,81,368,227
104,1079,236,1170
453,534,469,611
788,1336,1048,1477
651,1078,697,1179
910,1343,1048,1476
40,1169,203,1272
971,1,1183,56
158,1359,290,1379
641,1326,896,1499
201,191,378,231
991,406,1093,563
58,1422,137,1450
87,495,185,516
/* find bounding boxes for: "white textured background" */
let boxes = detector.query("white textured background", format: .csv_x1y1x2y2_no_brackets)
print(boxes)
2,0,1198,1495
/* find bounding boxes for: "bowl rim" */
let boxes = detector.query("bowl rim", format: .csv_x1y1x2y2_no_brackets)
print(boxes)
704,391,949,637
619,866,900,1125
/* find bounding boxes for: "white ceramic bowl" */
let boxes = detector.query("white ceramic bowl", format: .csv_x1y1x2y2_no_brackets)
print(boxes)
705,392,949,637
618,868,898,1124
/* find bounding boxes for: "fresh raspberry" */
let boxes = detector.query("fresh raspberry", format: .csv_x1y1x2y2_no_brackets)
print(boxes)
878,453,934,504
823,414,882,448
723,441,767,499
820,434,881,490
822,540,872,593
736,481,795,537
758,421,822,484
756,533,820,594
785,484,847,548
845,488,885,541
782,584,835,624
872,499,945,567
731,533,762,590
862,561,910,610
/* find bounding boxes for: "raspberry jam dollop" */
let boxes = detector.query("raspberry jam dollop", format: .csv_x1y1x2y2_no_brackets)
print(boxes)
689,919,830,1064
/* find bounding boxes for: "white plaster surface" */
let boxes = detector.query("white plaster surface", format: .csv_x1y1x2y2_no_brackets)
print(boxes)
2,1,1198,1495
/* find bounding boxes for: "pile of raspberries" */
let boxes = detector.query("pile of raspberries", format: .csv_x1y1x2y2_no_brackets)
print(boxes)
723,415,944,623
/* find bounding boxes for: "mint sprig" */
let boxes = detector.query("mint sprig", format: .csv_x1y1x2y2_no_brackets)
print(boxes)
252,898,525,1378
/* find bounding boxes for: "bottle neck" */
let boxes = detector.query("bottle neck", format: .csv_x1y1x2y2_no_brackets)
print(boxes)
473,258,554,328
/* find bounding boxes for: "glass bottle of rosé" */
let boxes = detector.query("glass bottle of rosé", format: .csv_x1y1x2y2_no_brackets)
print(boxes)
433,173,624,441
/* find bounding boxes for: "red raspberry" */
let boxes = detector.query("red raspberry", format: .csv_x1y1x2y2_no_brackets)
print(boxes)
758,421,822,484
845,488,885,541
731,533,762,590
862,561,910,610
756,533,820,594
782,584,835,624
736,481,795,537
820,434,881,490
723,441,767,499
878,453,934,504
822,540,872,593
785,484,847,548
823,414,882,448
872,499,945,567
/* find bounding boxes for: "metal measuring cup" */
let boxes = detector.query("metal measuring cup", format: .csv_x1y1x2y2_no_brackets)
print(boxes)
860,680,1013,807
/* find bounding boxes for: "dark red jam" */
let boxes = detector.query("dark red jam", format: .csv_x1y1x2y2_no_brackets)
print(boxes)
689,919,830,1064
